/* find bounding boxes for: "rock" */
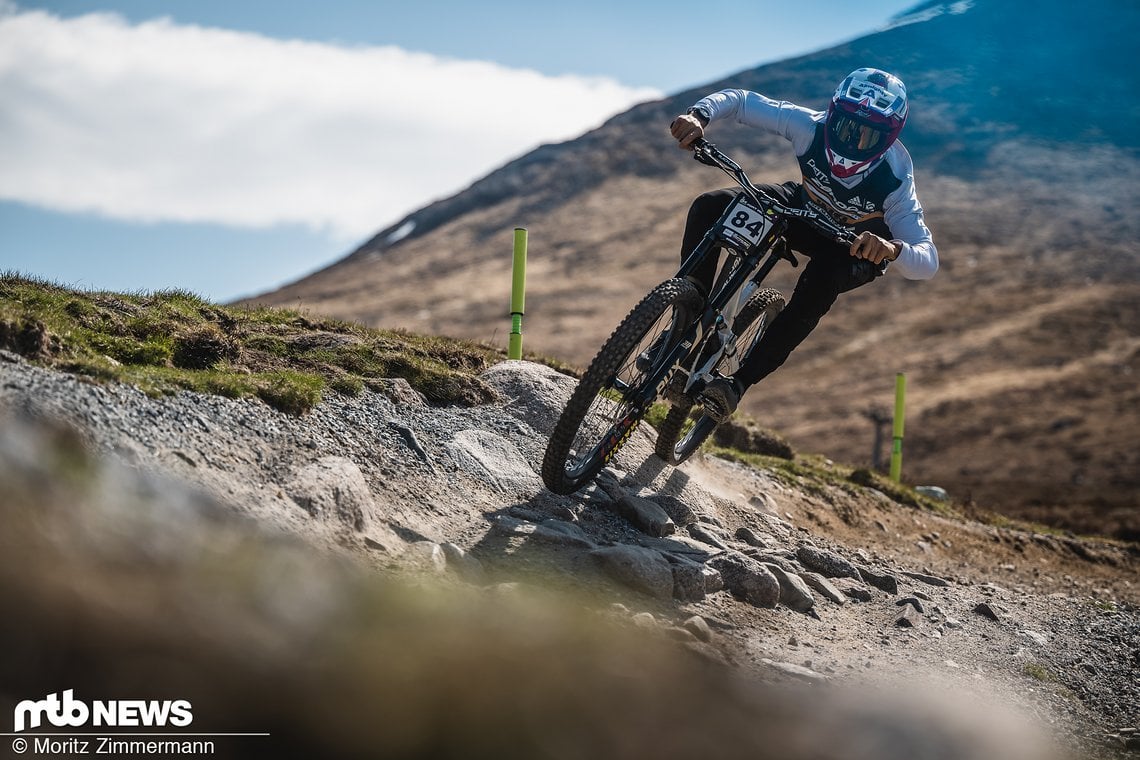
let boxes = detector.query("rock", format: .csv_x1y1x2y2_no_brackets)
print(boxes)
796,545,861,580
748,492,778,514
668,557,713,602
709,553,780,608
801,572,847,605
535,519,596,548
639,535,717,562
734,526,774,548
590,545,674,600
595,467,627,499
363,535,398,553
688,522,732,550
447,430,541,493
404,541,447,574
284,456,374,532
508,505,546,522
749,551,799,573
900,570,951,587
631,612,658,628
653,494,697,526
753,511,793,539
1019,629,1049,646
440,542,486,583
387,422,434,470
897,596,926,614
702,565,724,594
858,566,899,594
763,563,815,613
611,493,675,537
664,626,697,642
490,515,594,548
972,602,1002,622
666,558,724,595
490,514,532,537
696,513,726,528
833,578,874,602
682,615,713,642
915,485,950,500
895,605,923,628
760,659,828,682
480,361,577,435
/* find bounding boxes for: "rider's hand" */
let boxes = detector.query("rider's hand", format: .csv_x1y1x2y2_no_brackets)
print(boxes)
850,231,901,265
670,114,705,149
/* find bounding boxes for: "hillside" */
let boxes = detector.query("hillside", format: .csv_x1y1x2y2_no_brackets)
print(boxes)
1,279,1138,757
244,0,1140,539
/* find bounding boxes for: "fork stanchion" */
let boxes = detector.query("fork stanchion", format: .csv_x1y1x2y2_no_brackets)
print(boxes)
890,372,907,482
508,227,528,360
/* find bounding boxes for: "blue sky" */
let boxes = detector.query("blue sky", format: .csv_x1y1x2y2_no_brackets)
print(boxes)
1,0,920,302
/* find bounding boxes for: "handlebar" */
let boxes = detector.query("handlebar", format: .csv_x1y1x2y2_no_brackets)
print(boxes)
690,138,856,247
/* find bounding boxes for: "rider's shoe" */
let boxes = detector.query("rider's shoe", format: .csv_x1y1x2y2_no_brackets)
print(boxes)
700,377,743,423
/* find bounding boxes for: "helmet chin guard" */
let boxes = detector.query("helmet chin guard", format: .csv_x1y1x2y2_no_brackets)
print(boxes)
825,68,908,179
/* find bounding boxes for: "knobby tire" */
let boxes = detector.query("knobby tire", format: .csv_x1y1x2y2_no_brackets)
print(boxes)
541,278,702,494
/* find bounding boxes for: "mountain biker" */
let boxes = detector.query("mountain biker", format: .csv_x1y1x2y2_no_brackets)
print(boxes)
668,68,938,421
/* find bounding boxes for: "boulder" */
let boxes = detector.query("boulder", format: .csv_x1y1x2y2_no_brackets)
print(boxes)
611,493,676,537
285,456,373,532
796,545,861,580
480,361,577,435
709,552,780,608
590,545,674,600
763,563,816,613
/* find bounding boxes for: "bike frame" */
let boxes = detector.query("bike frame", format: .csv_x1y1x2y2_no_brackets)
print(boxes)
623,140,855,411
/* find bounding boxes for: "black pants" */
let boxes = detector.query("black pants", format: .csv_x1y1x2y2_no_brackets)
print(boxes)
680,183,883,389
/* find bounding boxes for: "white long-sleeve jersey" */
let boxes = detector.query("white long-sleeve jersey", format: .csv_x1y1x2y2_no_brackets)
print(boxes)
693,88,938,280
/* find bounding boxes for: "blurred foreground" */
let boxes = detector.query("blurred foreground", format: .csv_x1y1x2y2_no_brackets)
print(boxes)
0,413,1061,759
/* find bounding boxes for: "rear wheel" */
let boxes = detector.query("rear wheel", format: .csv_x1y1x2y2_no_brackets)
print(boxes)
541,278,702,494
654,288,784,465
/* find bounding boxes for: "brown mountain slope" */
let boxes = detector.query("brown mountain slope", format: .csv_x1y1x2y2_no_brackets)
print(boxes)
245,0,1140,538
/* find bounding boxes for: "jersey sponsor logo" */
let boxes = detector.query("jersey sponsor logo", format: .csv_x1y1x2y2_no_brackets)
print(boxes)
802,182,882,227
804,158,880,215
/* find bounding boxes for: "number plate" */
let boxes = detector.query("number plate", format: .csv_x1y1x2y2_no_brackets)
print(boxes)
719,197,772,246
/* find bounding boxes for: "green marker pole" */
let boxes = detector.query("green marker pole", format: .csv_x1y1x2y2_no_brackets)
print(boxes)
890,372,907,482
508,227,528,360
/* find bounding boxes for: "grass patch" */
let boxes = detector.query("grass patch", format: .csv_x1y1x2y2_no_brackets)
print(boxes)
706,443,960,516
1022,662,1057,682
0,272,502,415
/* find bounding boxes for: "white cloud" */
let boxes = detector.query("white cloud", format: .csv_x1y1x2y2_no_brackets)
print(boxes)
0,8,660,240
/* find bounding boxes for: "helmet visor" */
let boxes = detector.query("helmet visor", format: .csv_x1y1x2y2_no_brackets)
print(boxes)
828,112,890,161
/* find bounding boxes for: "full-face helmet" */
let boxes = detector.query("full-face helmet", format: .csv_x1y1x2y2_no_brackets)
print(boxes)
825,68,908,179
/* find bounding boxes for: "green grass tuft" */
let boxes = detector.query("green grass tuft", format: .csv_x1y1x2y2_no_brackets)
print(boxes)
0,273,502,415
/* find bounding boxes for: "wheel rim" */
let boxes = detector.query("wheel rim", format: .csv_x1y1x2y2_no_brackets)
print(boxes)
672,414,716,461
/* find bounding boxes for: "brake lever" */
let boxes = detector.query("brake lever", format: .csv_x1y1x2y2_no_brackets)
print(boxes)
691,139,719,167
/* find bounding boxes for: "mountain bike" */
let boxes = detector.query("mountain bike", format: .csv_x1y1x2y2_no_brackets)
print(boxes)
540,139,855,495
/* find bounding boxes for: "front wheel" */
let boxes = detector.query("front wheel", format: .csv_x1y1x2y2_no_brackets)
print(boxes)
541,278,702,494
654,287,784,465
